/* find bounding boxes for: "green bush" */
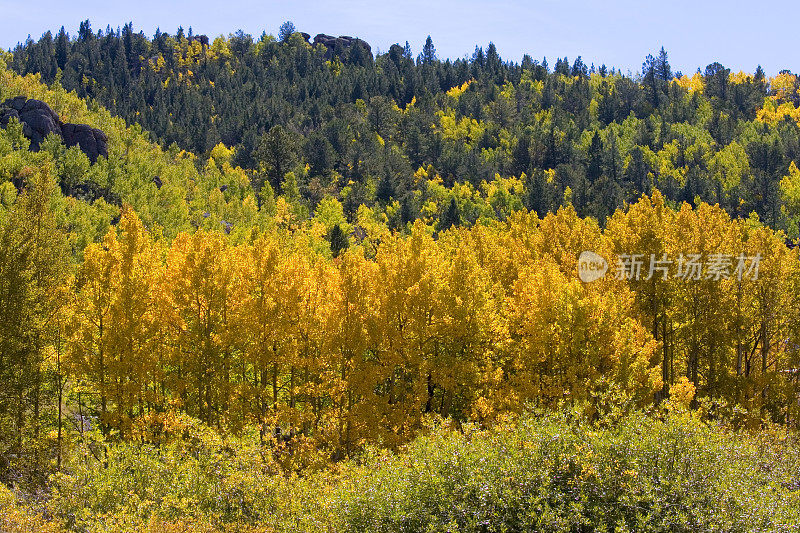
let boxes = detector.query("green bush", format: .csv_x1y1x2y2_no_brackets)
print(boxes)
304,409,800,532
41,408,800,532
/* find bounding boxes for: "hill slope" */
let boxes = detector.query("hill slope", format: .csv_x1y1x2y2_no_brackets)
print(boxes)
10,22,800,233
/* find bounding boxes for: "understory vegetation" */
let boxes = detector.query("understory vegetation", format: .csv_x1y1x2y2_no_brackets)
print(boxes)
4,405,800,532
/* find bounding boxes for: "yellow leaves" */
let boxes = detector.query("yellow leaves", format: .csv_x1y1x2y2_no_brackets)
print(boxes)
710,141,749,192
326,57,343,76
446,79,473,100
274,197,296,229
781,161,800,217
209,142,235,166
507,254,651,404
669,377,696,408
756,97,800,127
52,177,800,450
770,71,798,102
673,72,704,93
728,71,752,85
611,317,661,398
210,36,231,59
537,204,606,273
655,139,686,186
471,396,496,423
413,164,438,185
149,54,166,74
66,209,164,434
436,110,485,146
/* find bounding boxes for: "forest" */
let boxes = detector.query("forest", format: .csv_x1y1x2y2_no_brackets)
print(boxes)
2,20,800,532
9,21,800,234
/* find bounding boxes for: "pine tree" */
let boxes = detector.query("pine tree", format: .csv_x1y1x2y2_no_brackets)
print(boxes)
329,224,349,258
279,21,296,42
55,26,69,70
587,131,603,183
376,173,395,203
254,125,297,192
655,47,672,81
439,197,460,231
421,35,436,65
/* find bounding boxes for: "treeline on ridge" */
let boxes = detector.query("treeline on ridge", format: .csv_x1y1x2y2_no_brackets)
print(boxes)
9,21,800,233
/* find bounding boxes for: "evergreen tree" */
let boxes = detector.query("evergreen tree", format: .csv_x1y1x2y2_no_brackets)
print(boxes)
439,197,460,231
421,35,436,65
279,21,296,42
329,224,349,257
655,47,672,81
376,173,395,204
254,125,297,192
55,26,69,70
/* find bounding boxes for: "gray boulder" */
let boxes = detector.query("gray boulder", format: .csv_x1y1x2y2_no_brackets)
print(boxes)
313,34,371,59
0,97,108,162
6,96,27,111
62,123,108,163
0,98,62,150
188,34,209,47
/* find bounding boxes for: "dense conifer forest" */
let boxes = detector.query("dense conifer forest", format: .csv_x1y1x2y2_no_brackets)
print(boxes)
9,21,800,233
3,20,800,532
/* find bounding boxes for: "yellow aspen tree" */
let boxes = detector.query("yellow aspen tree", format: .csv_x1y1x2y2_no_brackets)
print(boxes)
235,231,284,434
324,249,379,455
669,202,737,399
435,228,503,421
606,191,676,398
372,223,444,447
67,228,119,436
104,208,163,436
736,222,797,417
162,230,239,428
508,259,659,409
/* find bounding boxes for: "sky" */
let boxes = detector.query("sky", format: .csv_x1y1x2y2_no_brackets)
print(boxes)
0,0,795,76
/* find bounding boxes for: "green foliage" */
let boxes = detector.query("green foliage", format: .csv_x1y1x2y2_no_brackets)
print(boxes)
438,196,461,231
9,25,798,234
318,409,800,532
28,408,800,532
278,21,296,42
49,417,289,531
0,166,69,490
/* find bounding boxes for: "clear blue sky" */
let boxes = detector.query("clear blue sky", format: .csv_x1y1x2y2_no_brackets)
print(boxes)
0,0,795,76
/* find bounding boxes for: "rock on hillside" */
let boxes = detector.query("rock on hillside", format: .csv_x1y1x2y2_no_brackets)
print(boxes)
0,96,108,162
312,34,372,59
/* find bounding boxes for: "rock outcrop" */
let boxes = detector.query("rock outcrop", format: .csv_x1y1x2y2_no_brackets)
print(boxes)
0,97,108,162
388,43,406,62
188,34,209,47
0,96,62,150
312,34,371,59
62,123,109,163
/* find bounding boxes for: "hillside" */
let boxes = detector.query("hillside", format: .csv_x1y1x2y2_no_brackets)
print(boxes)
4,21,800,533
9,21,800,235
